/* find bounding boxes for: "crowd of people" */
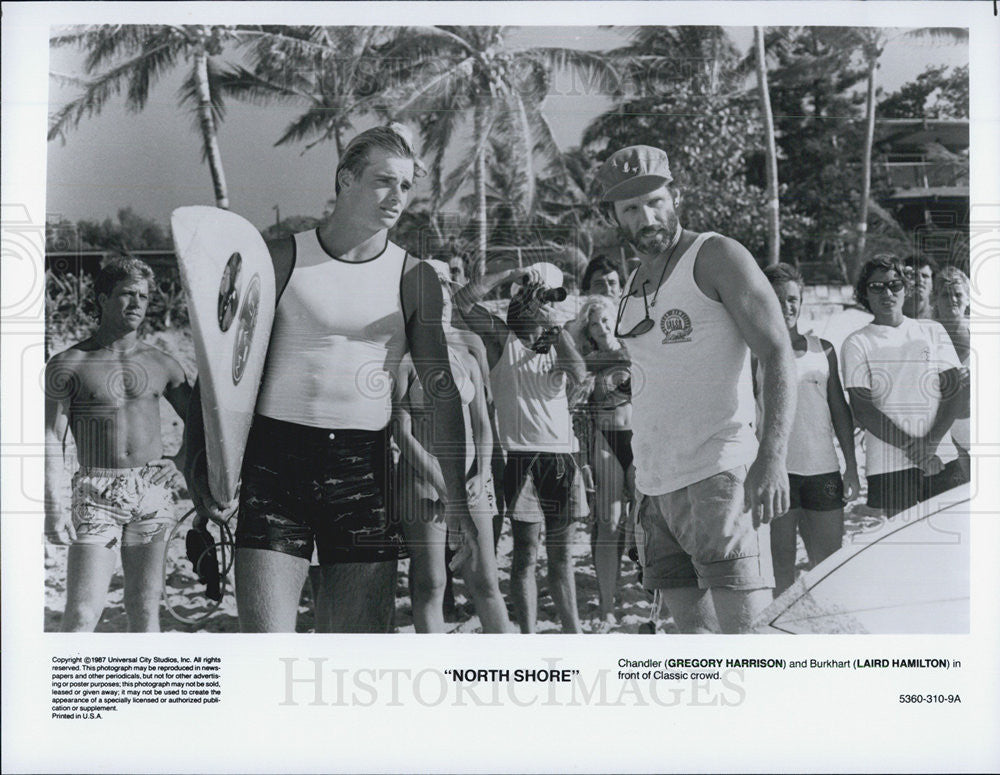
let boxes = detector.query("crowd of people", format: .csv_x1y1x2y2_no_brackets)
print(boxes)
44,126,971,634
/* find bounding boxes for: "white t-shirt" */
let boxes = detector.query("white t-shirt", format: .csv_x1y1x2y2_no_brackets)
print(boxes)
840,317,960,477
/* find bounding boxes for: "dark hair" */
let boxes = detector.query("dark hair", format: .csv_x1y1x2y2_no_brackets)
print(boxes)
762,263,804,289
854,254,908,313
335,125,418,195
581,254,624,294
903,253,939,273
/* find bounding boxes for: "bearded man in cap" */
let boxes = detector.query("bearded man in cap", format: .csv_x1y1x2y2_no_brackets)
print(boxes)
595,145,796,633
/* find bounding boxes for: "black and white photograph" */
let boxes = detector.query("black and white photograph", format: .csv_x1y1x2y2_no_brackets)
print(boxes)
3,1,999,772
38,18,975,635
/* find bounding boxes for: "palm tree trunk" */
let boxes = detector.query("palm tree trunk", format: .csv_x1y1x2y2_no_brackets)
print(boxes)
474,106,488,279
754,27,780,266
855,57,878,281
193,49,229,210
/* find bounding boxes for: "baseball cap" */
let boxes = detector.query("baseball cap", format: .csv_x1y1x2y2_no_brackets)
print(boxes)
596,145,673,202
510,261,565,298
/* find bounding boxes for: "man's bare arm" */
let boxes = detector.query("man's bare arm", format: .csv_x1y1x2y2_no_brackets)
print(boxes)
924,367,964,447
702,237,796,523
847,387,916,450
160,355,193,474
823,341,860,499
44,355,76,544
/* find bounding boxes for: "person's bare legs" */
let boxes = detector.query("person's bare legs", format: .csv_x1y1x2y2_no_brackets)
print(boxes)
61,543,118,631
399,499,447,633
315,561,397,633
235,547,309,632
121,536,170,632
712,587,772,633
593,434,626,622
545,530,582,633
659,587,719,633
798,508,844,569
459,503,512,633
511,521,541,633
769,508,800,597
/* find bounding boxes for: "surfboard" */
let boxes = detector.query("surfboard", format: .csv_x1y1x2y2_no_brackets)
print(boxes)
754,485,970,634
170,206,275,504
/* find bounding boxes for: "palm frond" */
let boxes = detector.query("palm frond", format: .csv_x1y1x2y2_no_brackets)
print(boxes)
47,42,175,140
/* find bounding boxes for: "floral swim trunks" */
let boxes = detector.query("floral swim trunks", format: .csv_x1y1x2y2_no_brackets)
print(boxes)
71,465,177,548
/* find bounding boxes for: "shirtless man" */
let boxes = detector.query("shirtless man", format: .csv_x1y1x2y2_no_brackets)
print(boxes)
45,257,191,632
595,145,795,633
185,125,476,633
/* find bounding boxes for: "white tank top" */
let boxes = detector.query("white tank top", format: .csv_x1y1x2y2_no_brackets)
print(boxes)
490,333,574,453
619,232,757,495
785,335,840,476
256,229,408,430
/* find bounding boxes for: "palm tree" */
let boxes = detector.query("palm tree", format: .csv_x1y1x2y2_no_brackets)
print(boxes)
606,26,739,97
214,26,393,158
848,27,968,279
49,25,239,209
372,26,619,276
754,26,780,266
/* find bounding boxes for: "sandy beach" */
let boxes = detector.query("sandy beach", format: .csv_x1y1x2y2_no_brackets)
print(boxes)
44,302,879,634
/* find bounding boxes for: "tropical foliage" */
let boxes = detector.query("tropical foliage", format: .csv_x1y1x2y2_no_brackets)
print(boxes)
48,25,969,284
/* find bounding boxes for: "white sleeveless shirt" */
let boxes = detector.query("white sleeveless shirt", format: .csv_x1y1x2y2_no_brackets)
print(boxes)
619,232,757,495
255,229,408,430
785,335,840,476
490,333,574,453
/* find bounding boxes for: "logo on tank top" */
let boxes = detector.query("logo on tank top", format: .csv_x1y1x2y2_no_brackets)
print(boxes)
660,308,693,343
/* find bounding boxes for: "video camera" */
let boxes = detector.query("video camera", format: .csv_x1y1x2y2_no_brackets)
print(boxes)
506,276,568,354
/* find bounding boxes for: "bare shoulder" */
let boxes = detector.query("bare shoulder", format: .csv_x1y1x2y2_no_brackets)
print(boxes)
140,342,189,383
47,340,92,370
698,233,757,272
695,233,765,301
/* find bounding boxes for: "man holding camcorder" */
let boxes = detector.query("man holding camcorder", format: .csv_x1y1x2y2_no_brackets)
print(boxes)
455,264,587,633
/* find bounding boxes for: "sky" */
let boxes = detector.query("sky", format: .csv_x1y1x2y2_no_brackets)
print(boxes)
44,25,968,233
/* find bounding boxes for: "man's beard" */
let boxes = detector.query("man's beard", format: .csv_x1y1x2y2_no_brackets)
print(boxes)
629,212,679,255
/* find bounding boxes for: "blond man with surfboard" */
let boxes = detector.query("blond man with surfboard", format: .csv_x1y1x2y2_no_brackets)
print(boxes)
184,125,483,633
45,257,191,631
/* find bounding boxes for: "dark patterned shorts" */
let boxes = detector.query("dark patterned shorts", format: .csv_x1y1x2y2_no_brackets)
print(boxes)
236,415,403,564
787,471,844,512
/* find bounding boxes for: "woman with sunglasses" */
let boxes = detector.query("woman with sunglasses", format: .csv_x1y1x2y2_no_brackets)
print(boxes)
841,256,967,515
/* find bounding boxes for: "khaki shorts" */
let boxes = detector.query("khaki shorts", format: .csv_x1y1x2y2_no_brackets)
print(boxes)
635,465,774,591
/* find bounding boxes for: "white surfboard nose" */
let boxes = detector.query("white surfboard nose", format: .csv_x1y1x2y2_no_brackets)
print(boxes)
171,206,276,504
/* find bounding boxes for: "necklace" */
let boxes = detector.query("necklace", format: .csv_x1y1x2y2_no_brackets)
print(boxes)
647,226,684,309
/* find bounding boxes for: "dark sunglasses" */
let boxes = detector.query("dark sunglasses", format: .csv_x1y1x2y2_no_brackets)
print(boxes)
867,279,906,295
614,280,655,338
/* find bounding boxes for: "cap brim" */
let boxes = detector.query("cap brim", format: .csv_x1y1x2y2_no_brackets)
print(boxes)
600,174,672,202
